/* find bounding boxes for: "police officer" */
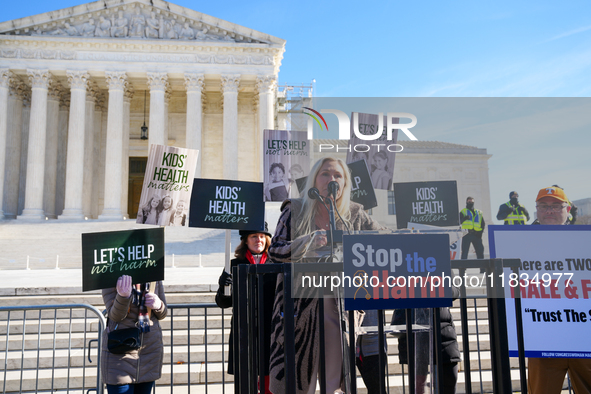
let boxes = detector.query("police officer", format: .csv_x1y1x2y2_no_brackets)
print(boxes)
460,196,485,259
496,191,530,225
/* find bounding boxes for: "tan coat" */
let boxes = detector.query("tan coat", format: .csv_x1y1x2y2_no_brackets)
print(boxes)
101,282,167,385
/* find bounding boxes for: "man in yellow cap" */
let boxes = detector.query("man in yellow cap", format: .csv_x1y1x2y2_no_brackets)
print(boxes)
528,186,591,393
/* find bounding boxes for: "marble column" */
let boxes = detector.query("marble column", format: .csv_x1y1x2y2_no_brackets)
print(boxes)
60,71,89,220
256,75,276,181
18,70,52,220
3,77,25,218
91,95,103,219
55,95,69,216
184,73,204,177
221,74,240,180
99,72,127,219
164,85,171,145
82,86,96,218
18,93,31,215
0,69,11,219
42,81,62,219
146,72,168,148
121,85,133,218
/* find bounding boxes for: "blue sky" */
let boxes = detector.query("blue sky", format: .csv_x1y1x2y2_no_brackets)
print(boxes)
2,0,591,221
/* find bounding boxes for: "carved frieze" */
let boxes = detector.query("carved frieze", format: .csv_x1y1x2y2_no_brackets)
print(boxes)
1,5,266,44
0,47,277,68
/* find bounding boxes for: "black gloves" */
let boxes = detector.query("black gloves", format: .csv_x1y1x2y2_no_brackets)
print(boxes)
218,270,232,287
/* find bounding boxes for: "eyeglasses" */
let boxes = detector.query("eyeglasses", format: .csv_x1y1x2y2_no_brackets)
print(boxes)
536,204,567,213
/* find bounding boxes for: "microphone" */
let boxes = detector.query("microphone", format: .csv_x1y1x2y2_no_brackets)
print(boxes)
308,187,323,201
328,181,340,199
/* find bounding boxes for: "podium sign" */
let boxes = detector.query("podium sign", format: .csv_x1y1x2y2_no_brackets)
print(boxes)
343,233,452,310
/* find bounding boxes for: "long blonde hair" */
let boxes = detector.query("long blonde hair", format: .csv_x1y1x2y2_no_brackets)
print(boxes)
294,157,352,236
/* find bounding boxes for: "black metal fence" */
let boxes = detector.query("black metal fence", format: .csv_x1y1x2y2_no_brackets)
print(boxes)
231,258,529,394
1,259,578,393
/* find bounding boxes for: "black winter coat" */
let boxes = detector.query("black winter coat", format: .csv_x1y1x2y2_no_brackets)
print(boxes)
392,287,461,370
215,257,277,375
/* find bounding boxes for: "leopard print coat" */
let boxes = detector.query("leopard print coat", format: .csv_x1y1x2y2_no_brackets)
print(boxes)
268,199,385,394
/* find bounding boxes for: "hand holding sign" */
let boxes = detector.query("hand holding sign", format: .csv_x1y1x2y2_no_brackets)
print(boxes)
116,275,132,298
145,292,162,311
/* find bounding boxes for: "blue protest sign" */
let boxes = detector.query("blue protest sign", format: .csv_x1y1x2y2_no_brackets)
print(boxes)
343,233,452,310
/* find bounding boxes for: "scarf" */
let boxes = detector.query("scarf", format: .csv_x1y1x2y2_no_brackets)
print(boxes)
132,283,151,333
245,250,267,265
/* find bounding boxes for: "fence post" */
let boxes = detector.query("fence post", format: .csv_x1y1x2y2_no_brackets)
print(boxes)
283,264,296,394
486,258,512,394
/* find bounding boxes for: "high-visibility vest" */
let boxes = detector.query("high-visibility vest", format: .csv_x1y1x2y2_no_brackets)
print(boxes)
461,208,483,231
504,202,527,225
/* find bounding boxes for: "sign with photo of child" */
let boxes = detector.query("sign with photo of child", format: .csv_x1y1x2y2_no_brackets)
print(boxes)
136,144,199,226
346,112,399,191
263,129,310,201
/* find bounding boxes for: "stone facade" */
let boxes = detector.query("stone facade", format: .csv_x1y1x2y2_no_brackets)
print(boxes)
0,0,285,220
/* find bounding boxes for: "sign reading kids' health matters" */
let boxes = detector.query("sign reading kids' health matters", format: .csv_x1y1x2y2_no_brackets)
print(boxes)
393,180,459,229
189,179,265,231
82,228,165,292
136,144,199,227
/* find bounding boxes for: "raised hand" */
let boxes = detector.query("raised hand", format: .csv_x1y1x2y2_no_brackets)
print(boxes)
116,275,132,298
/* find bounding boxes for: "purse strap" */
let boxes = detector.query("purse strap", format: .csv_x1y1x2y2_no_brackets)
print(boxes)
107,281,157,330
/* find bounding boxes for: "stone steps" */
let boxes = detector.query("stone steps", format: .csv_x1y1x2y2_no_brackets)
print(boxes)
3,361,539,393
4,339,507,370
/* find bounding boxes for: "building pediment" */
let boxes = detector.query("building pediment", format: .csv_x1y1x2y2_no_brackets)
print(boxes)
0,0,285,46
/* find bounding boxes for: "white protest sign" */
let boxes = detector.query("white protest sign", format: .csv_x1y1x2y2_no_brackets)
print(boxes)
490,225,591,358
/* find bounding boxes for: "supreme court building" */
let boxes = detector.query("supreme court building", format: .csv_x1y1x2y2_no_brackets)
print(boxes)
0,0,285,221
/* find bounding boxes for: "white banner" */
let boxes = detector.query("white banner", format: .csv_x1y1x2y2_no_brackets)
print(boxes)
490,225,591,358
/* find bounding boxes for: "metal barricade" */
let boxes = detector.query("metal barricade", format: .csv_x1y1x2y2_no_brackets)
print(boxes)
164,303,233,394
232,258,529,394
0,304,105,394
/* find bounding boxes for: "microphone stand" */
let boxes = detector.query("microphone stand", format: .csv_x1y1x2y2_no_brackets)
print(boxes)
324,197,336,263
326,190,351,394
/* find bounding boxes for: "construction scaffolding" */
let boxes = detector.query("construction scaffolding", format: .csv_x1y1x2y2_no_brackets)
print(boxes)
276,81,315,132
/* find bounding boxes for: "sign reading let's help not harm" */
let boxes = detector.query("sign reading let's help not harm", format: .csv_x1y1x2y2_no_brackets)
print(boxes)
82,228,165,292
